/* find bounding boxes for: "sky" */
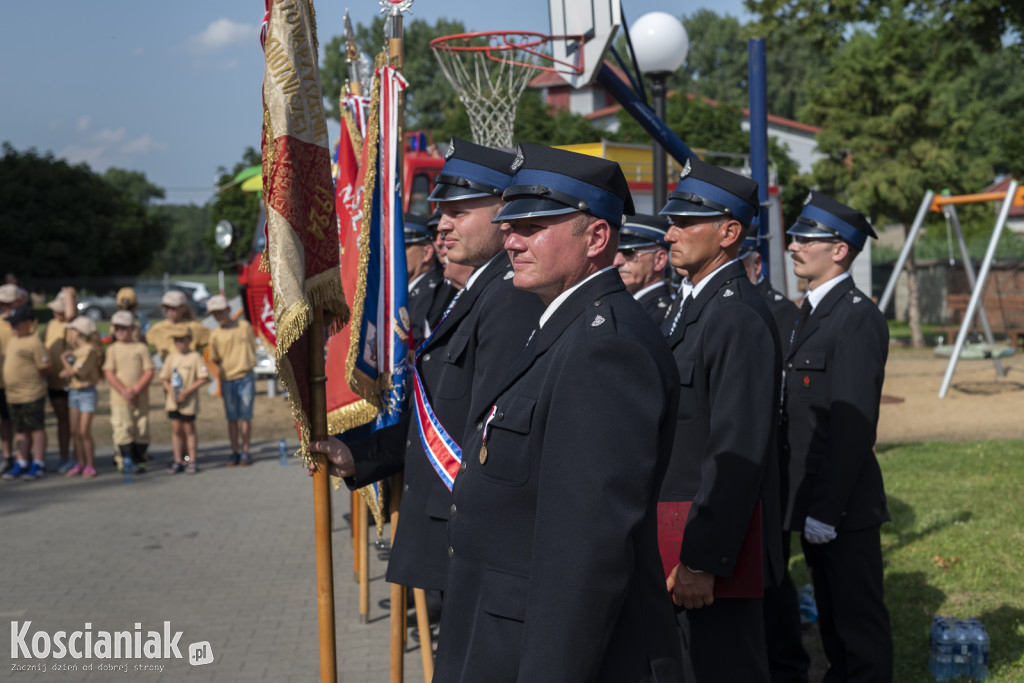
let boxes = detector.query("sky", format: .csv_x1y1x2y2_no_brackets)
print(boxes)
1,0,751,206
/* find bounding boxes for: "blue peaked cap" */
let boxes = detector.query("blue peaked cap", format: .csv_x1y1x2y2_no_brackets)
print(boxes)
660,157,759,228
620,214,670,248
787,191,876,250
427,137,516,203
493,143,635,226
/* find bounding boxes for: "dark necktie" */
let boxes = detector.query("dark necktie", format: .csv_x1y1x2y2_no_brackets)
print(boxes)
790,298,813,347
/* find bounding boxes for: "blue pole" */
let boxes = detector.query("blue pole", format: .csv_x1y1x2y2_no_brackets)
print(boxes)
596,63,696,166
747,38,770,280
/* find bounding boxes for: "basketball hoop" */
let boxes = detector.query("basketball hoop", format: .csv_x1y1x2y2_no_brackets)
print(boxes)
430,31,584,149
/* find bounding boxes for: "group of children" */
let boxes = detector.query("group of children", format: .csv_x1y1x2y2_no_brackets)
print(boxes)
0,284,260,480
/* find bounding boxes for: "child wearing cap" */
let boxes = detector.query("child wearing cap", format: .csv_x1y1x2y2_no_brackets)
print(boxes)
44,287,78,472
1,305,50,480
61,316,104,478
148,290,210,362
115,287,149,341
103,310,155,473
0,285,18,474
206,295,258,466
159,325,209,474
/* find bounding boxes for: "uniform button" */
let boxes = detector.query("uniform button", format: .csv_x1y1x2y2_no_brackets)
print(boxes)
593,300,601,307
406,440,411,448
424,353,431,362
787,363,793,370
497,412,504,421
720,557,729,565
448,546,454,559
450,504,457,517
476,422,483,432
460,461,467,473
403,483,409,492
804,359,811,365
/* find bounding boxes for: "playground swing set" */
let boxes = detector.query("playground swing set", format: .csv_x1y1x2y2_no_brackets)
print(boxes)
877,181,1024,398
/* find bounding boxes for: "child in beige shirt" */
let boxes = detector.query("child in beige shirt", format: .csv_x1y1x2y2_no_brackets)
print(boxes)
61,316,104,478
1,305,49,480
159,325,209,474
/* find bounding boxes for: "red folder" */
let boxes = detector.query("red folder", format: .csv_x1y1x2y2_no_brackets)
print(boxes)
657,500,763,598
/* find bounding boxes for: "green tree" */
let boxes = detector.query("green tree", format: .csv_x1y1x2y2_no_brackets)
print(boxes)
321,17,466,133
101,168,165,206
150,204,215,274
802,21,992,347
0,144,166,278
208,147,263,266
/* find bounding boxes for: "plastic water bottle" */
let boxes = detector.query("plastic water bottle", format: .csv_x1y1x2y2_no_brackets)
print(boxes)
953,619,972,678
279,439,289,467
171,367,184,401
122,455,134,484
797,584,818,624
967,617,990,679
930,616,955,681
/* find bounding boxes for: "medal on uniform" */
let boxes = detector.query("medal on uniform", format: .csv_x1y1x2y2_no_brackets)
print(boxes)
480,405,498,465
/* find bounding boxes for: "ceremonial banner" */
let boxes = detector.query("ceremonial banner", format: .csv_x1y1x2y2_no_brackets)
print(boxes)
323,62,410,534
325,62,410,436
261,0,349,453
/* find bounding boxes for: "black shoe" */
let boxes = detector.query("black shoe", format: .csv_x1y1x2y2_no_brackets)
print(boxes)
226,452,241,467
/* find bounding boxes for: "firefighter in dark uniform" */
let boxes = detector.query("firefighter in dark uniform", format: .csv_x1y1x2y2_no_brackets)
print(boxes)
424,208,459,329
783,192,892,683
404,212,447,351
312,138,544,622
658,157,783,682
740,240,801,340
613,213,675,321
739,239,812,683
432,143,684,682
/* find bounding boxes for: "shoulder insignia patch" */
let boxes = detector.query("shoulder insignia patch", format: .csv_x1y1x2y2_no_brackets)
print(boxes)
591,315,606,327
774,294,783,301
723,289,734,298
504,270,515,280
658,301,668,308
852,295,862,304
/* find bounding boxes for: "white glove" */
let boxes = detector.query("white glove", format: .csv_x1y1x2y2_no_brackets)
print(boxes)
804,516,837,544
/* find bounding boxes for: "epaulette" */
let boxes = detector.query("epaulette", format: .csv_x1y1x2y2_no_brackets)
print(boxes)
585,299,615,335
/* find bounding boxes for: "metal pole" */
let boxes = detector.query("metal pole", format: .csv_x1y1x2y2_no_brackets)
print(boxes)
747,39,770,280
650,73,668,212
945,205,1006,377
939,181,1018,397
597,63,695,166
877,191,935,314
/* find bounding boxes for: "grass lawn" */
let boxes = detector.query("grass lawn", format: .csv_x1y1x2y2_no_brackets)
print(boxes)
789,440,1024,681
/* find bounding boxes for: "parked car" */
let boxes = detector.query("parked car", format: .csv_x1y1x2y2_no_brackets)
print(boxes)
76,280,209,321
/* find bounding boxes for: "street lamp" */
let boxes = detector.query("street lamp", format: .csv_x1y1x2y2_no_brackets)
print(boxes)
631,12,689,212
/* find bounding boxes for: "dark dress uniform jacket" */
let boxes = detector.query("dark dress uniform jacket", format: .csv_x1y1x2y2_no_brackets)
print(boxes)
637,280,675,322
782,276,889,532
433,269,684,683
758,278,800,344
407,263,449,351
345,253,543,591
660,260,783,586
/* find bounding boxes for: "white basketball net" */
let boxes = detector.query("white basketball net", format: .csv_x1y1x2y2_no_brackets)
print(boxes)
432,35,548,149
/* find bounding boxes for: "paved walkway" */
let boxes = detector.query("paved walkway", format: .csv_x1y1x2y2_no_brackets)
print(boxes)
2,441,427,682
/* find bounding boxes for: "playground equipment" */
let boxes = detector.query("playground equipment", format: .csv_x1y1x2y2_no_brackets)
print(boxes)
877,182,1024,397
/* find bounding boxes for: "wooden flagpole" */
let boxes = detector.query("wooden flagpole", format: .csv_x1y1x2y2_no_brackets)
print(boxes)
387,5,411,681
309,308,338,682
342,11,374,625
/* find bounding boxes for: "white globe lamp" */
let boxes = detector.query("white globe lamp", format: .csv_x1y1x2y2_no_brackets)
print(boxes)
631,12,689,76
630,11,689,212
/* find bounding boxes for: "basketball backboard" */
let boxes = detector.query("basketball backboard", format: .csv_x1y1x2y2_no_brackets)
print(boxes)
548,0,621,88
